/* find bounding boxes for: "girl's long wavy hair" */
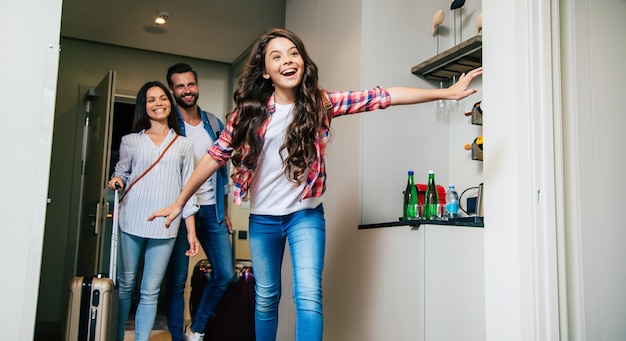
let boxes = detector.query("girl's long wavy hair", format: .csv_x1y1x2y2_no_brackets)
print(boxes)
229,28,332,185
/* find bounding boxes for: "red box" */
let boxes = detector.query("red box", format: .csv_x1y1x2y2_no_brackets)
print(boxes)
416,184,446,205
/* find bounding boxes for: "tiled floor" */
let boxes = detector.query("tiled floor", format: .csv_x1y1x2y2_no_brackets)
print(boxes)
124,329,171,341
35,310,172,341
125,309,169,330
123,309,172,340
35,327,172,341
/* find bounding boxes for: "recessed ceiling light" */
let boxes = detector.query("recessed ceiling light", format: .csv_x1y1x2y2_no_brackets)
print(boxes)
155,10,170,25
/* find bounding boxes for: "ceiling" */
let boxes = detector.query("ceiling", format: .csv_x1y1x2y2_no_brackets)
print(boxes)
60,0,287,64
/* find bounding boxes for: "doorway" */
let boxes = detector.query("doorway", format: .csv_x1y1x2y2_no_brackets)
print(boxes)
109,97,135,178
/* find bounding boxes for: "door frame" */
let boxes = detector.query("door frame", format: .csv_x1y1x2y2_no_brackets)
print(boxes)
66,79,136,280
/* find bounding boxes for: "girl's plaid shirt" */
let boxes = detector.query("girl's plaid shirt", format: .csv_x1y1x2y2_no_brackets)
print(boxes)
208,87,391,206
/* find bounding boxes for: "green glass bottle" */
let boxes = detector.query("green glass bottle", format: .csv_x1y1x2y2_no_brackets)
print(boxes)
424,170,439,220
403,171,419,220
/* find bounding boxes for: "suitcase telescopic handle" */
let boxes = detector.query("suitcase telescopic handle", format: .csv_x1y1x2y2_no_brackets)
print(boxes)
109,182,121,286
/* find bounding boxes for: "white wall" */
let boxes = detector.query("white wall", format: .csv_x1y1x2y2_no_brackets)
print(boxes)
484,0,626,339
561,0,626,339
481,0,532,338
0,0,62,339
361,0,483,224
482,0,561,338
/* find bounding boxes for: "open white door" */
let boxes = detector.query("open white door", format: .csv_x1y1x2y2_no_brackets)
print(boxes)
75,71,116,277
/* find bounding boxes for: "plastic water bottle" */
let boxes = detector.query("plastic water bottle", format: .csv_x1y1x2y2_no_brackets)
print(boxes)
424,170,438,220
403,171,419,220
446,184,459,219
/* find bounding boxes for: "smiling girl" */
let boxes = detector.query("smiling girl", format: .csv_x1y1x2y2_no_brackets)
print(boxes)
150,28,482,341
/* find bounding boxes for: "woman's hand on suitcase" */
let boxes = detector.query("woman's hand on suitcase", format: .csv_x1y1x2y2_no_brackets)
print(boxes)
108,177,124,190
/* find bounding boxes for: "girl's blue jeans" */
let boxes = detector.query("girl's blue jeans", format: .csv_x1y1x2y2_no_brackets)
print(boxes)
116,231,175,341
249,204,326,341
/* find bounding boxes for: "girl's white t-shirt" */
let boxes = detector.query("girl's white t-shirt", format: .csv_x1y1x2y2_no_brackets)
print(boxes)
249,103,322,215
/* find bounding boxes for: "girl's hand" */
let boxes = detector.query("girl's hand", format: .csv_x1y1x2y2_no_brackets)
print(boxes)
148,204,182,228
447,67,483,100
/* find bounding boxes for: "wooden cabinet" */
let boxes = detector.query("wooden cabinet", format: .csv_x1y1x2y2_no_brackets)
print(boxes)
357,223,485,341
357,225,424,341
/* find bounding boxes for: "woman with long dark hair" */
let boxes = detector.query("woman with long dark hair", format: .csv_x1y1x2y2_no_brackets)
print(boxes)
108,81,200,341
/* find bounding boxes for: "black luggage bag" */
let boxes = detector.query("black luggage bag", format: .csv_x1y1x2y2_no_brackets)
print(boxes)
190,254,255,340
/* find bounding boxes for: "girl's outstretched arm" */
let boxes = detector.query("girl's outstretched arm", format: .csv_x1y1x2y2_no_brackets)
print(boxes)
148,154,222,227
387,67,483,105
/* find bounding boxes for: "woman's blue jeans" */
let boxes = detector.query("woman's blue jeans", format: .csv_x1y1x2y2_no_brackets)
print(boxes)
116,231,175,341
249,204,326,341
165,205,235,340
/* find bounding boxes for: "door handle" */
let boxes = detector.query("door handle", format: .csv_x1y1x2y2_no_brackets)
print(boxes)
93,201,109,235
94,202,101,235
104,201,110,222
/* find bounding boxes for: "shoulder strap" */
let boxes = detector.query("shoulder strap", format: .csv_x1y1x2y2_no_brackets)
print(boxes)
206,112,221,138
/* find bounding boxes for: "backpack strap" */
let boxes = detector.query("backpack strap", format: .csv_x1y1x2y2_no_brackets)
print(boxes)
206,112,221,138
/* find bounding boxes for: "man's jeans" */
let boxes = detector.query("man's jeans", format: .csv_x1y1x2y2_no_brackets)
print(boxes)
165,205,235,340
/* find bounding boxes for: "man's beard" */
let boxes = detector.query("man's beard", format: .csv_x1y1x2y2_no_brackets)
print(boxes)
174,94,198,109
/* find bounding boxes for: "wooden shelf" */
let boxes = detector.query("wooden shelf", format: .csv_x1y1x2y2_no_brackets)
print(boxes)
411,35,482,82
